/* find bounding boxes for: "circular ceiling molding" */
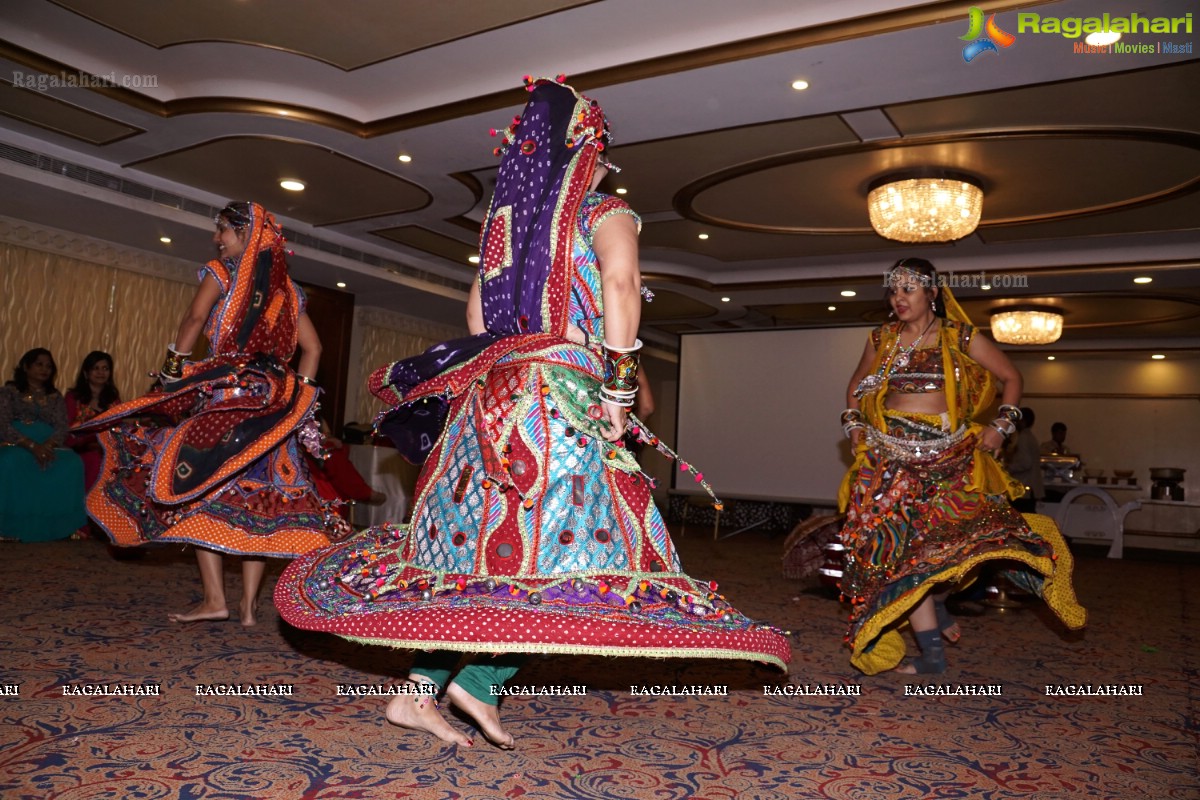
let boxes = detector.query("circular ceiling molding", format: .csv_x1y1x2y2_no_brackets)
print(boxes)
640,289,718,322
847,294,1200,335
677,130,1200,235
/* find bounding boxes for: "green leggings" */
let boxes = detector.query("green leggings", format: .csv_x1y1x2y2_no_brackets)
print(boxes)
409,651,525,706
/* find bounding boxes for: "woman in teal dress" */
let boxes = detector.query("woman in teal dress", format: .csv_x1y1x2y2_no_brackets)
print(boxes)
0,348,86,541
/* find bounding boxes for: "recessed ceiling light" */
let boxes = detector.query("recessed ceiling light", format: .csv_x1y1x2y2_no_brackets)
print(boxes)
615,187,627,195
468,255,481,264
791,79,809,91
159,236,171,244
827,305,837,311
1133,276,1153,284
1047,356,1056,361
981,283,992,291
279,178,306,191
336,281,347,288
398,154,412,163
840,290,856,297
1085,30,1121,46
720,296,731,303
697,233,709,240
1152,354,1166,360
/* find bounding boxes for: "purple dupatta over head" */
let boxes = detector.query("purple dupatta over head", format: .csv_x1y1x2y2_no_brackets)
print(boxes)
375,78,611,463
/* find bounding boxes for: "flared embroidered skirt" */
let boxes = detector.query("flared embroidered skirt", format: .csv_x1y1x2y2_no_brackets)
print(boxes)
83,354,343,557
276,340,790,669
840,412,1086,675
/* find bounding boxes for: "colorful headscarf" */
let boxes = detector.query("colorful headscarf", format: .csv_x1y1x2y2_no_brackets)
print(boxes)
477,77,611,337
205,201,298,360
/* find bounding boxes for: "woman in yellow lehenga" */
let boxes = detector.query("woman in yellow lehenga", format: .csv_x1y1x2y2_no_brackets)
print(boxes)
839,258,1085,675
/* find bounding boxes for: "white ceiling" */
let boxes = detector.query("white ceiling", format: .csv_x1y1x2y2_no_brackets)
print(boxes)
1,0,1198,352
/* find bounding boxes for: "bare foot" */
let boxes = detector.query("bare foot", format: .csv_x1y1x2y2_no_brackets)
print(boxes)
238,597,258,627
385,683,472,746
446,682,515,749
168,604,229,623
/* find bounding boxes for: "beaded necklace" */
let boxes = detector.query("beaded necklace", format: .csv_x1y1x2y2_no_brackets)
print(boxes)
892,316,938,369
853,316,940,398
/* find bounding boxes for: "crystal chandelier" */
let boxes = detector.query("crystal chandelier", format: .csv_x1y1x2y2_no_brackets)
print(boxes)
990,309,1064,345
867,173,984,243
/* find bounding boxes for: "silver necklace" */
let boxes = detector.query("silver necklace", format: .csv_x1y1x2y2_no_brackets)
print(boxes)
892,317,937,369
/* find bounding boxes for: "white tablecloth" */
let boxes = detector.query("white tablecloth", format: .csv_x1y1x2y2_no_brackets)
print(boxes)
345,444,409,527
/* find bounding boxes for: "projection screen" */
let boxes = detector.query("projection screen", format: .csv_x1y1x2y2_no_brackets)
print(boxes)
675,327,874,505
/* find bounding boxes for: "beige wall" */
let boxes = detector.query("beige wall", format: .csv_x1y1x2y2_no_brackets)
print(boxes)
1017,356,1200,498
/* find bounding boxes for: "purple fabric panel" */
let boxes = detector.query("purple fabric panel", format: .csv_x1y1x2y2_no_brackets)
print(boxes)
478,83,581,336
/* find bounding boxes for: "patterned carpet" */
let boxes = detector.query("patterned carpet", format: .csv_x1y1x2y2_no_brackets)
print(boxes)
0,532,1195,800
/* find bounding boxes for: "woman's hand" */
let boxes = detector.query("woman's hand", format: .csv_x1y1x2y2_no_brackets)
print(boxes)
564,324,587,346
849,428,865,449
31,442,56,469
599,400,627,442
977,426,1006,457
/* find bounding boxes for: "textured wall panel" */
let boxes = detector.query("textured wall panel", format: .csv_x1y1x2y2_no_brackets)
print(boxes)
0,243,193,404
353,325,441,425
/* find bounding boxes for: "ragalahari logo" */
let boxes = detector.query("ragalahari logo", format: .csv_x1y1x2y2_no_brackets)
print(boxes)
960,7,1016,62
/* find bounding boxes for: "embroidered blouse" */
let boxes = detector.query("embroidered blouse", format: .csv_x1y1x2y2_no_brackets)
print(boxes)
0,384,69,446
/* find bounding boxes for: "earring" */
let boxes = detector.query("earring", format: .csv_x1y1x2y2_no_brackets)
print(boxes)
888,310,896,319
930,300,936,313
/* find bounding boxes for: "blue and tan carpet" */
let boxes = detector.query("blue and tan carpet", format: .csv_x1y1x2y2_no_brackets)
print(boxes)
0,532,1195,799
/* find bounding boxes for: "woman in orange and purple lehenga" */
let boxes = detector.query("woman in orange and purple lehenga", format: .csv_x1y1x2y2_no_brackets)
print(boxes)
838,258,1085,675
77,202,345,625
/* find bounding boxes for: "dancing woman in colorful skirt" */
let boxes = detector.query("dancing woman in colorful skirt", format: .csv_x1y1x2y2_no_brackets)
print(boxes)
78,202,345,626
838,258,1085,675
276,78,790,748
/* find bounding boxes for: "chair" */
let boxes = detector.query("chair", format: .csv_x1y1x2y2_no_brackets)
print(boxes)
680,494,721,540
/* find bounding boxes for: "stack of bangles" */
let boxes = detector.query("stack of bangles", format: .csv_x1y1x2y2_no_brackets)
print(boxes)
841,408,866,439
159,343,191,382
989,403,1023,439
600,339,641,407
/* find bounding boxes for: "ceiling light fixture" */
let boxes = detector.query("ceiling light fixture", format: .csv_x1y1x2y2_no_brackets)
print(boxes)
1133,276,1153,284
840,290,856,297
336,281,347,288
159,236,171,244
721,296,731,302
697,233,709,240
279,178,306,191
397,154,412,163
867,171,983,243
827,305,837,311
1047,356,1056,361
791,79,809,91
468,255,480,264
615,188,628,195
990,307,1064,345
1151,354,1166,360
981,283,992,291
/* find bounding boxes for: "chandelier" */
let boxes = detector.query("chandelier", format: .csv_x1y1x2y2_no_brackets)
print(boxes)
867,173,984,243
990,308,1064,345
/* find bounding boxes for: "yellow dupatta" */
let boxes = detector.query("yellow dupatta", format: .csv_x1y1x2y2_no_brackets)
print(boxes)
837,286,1022,510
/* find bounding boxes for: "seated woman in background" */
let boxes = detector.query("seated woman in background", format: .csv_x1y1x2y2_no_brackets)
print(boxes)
306,417,386,521
65,350,122,492
0,348,87,541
